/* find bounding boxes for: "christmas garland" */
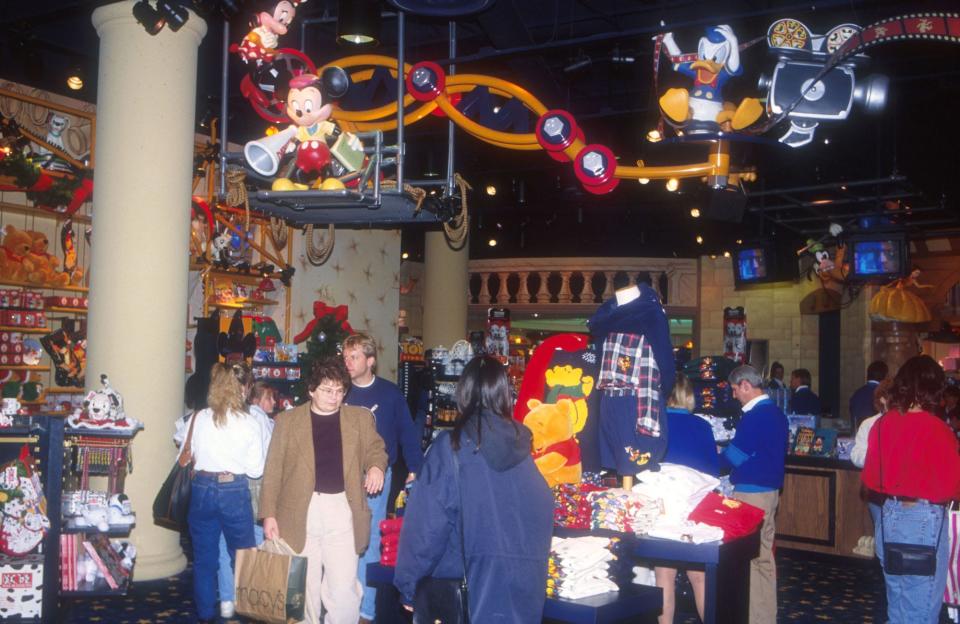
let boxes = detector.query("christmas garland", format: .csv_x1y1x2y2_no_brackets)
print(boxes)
0,149,92,213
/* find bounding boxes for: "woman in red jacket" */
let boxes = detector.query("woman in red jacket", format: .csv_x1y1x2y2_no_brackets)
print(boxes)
862,355,960,624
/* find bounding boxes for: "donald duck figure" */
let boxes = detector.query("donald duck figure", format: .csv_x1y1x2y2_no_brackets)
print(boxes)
659,24,763,132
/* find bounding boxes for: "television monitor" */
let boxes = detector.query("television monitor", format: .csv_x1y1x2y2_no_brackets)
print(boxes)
848,233,908,281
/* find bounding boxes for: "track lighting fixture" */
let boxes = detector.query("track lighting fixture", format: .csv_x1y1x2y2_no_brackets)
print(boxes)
158,0,190,32
338,0,381,46
133,0,166,35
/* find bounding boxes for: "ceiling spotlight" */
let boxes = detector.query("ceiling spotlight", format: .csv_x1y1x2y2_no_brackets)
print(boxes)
696,235,704,244
401,252,409,260
638,178,650,185
66,68,83,90
485,185,497,196
723,251,731,258
646,129,662,143
665,178,679,192
133,0,166,35
710,254,717,259
337,0,381,45
690,208,701,218
157,0,189,31
488,238,498,247
736,239,743,245
823,138,830,145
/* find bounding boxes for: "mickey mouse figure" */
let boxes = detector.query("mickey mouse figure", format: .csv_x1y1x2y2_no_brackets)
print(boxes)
236,0,306,65
270,67,364,191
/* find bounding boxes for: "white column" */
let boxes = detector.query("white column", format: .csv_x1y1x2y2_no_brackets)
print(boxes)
422,232,468,349
90,1,206,581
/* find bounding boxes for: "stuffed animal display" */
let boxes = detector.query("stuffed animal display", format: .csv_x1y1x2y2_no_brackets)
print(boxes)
67,374,142,432
523,398,583,488
0,451,50,556
0,224,81,286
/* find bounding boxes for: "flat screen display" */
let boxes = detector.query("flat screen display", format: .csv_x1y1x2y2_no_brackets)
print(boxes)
852,239,902,277
736,248,768,282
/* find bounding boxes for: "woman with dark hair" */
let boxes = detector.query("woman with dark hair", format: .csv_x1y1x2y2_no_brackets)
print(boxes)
862,355,960,624
260,357,387,624
394,356,554,622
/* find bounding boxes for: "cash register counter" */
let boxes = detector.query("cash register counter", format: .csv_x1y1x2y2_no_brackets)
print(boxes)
774,455,873,558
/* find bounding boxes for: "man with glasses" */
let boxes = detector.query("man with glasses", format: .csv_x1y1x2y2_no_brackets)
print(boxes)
261,357,387,624
342,333,423,624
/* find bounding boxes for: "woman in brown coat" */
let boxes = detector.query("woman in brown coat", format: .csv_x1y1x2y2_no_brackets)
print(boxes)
261,358,387,624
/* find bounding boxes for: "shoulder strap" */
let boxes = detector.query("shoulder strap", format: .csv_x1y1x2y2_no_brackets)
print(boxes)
178,412,198,467
449,438,467,588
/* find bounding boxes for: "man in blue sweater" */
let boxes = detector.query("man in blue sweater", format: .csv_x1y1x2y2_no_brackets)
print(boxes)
722,365,788,624
343,332,424,624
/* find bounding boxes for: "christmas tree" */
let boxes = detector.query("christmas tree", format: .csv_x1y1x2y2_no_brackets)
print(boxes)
293,302,353,402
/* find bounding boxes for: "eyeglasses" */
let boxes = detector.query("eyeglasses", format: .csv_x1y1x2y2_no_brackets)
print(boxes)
316,385,346,397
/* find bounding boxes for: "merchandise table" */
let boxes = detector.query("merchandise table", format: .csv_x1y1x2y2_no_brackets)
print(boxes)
556,528,761,624
366,528,759,624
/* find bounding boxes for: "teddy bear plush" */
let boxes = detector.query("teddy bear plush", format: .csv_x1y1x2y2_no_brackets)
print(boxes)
23,230,70,287
0,225,33,282
523,398,583,488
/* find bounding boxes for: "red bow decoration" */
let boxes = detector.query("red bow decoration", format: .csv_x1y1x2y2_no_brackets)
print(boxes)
293,301,353,344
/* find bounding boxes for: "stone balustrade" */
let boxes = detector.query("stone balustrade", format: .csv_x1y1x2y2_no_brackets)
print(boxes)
467,257,699,309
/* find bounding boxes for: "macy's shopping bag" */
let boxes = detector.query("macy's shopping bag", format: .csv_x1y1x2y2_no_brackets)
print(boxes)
944,504,960,605
235,538,307,624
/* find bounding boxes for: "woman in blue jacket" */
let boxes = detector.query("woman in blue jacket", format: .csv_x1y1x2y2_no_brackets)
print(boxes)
394,355,554,623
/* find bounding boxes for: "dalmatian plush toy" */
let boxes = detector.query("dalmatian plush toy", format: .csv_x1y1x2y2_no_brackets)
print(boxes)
67,374,142,431
211,230,233,269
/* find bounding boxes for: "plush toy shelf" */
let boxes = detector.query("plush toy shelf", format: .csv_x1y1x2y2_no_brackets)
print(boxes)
207,298,279,309
62,520,135,536
0,200,91,225
0,278,87,293
0,325,49,333
45,306,87,314
190,264,286,282
0,364,49,371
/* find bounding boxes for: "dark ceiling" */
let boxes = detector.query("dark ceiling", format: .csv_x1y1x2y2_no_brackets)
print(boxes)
2,0,959,261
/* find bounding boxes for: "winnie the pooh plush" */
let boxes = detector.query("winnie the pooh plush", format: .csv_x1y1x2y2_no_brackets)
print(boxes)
23,231,70,287
523,398,582,488
0,225,33,282
544,364,594,434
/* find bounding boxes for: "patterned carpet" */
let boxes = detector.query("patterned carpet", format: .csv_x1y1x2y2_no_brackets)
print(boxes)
61,548,950,623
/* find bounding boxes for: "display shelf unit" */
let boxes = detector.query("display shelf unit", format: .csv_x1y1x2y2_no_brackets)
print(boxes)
0,201,91,226
44,307,87,315
207,298,279,310
420,361,459,450
0,279,87,294
59,425,140,600
0,325,50,334
0,416,65,623
0,365,50,372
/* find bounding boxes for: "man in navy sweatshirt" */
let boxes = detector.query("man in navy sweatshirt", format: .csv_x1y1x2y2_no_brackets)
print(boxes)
722,364,788,624
788,368,821,415
343,332,424,624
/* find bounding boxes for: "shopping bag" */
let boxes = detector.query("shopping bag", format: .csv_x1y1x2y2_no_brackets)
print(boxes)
235,538,307,624
944,504,960,605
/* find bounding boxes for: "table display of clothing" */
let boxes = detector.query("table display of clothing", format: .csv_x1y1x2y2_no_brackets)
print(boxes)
588,284,675,474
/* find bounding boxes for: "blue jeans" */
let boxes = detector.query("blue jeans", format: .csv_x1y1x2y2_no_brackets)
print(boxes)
868,501,883,566
217,523,264,603
875,499,948,624
188,474,256,621
357,466,391,619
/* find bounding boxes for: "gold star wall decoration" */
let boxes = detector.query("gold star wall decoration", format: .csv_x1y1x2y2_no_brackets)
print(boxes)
348,239,359,254
363,264,374,282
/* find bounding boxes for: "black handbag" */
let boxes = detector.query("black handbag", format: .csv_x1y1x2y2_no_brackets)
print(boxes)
413,441,469,624
152,414,197,530
877,418,944,577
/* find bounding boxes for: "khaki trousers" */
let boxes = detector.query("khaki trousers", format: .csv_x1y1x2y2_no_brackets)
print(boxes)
299,492,362,624
733,489,780,624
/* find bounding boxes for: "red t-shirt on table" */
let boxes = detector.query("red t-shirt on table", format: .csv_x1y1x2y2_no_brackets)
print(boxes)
862,409,960,504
